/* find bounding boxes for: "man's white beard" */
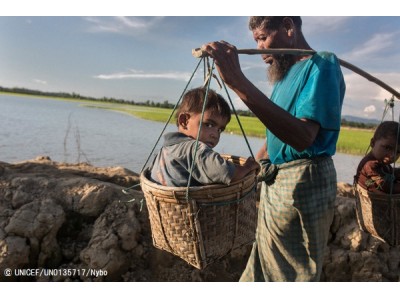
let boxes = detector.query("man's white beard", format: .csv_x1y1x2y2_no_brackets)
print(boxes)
267,54,296,84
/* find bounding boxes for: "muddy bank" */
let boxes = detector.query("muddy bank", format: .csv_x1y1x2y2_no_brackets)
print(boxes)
0,156,399,282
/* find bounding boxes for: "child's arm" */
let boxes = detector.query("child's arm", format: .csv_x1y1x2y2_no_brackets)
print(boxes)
380,167,400,194
255,141,268,160
365,171,400,194
230,157,260,182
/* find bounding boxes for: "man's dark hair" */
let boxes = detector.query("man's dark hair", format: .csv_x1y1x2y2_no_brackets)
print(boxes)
373,121,400,144
249,16,302,31
175,87,231,126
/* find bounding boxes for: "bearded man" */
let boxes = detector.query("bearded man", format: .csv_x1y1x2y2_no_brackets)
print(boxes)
202,16,345,281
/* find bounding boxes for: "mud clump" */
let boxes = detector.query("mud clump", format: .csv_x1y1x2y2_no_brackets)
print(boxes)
1,157,399,281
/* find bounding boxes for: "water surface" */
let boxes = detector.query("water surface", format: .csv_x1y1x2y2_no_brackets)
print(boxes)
0,94,361,183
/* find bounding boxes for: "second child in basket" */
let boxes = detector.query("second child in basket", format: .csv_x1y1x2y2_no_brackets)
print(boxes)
355,121,400,194
150,87,259,187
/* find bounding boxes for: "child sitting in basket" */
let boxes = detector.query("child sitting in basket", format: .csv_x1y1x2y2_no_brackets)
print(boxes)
355,121,400,194
150,87,259,187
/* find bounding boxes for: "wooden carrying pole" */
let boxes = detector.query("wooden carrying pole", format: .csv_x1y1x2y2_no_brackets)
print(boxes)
192,48,400,100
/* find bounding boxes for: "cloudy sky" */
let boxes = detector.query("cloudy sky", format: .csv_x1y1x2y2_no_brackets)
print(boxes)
2,2,400,121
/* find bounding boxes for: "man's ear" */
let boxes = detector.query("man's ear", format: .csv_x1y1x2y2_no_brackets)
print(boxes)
178,113,190,129
282,17,295,36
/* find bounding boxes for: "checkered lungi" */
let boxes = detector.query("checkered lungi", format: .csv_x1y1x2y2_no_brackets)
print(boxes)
240,156,336,282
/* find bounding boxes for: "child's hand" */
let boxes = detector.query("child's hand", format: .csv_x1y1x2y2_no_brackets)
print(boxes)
230,157,260,182
243,157,260,175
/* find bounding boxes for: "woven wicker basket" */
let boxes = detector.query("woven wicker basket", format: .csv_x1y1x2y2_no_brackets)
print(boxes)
140,155,258,269
354,183,400,246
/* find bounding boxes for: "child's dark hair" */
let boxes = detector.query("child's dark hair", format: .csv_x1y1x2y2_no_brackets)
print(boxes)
175,87,231,125
373,121,400,144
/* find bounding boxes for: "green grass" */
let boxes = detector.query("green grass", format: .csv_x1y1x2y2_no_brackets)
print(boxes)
337,127,373,155
2,92,373,156
82,103,374,155
83,103,267,137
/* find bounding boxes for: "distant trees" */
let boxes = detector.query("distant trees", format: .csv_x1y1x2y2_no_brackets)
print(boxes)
341,118,377,129
0,86,136,105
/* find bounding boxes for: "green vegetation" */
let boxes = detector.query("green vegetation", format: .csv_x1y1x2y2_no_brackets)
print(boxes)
1,86,377,155
83,102,375,155
341,118,377,129
337,128,373,155
83,103,267,137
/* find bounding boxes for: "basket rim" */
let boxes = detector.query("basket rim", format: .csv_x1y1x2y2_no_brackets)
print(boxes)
140,154,257,193
141,168,255,191
355,183,400,200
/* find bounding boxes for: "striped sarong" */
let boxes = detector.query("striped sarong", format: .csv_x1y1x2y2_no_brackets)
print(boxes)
240,157,336,282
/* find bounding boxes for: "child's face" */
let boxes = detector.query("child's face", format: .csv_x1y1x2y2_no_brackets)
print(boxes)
179,110,229,148
371,136,400,164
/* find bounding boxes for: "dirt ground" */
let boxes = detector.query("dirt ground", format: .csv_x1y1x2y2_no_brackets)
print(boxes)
1,156,399,282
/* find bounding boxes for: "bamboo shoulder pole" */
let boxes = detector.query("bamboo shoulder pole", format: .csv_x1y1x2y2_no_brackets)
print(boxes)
192,48,317,57
192,48,400,100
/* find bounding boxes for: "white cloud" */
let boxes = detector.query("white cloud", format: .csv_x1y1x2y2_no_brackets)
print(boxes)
33,79,47,85
341,71,400,119
94,69,191,81
343,32,397,61
84,16,164,35
364,105,376,113
115,16,151,28
344,72,400,101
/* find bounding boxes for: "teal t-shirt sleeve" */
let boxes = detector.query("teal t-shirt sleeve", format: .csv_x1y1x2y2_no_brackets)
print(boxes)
296,53,343,131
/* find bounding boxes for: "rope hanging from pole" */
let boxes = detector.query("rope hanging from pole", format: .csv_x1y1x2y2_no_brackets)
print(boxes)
122,58,204,195
381,95,396,123
123,56,256,196
187,58,255,198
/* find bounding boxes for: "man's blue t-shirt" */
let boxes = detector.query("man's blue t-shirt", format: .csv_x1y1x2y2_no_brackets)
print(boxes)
267,52,346,164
